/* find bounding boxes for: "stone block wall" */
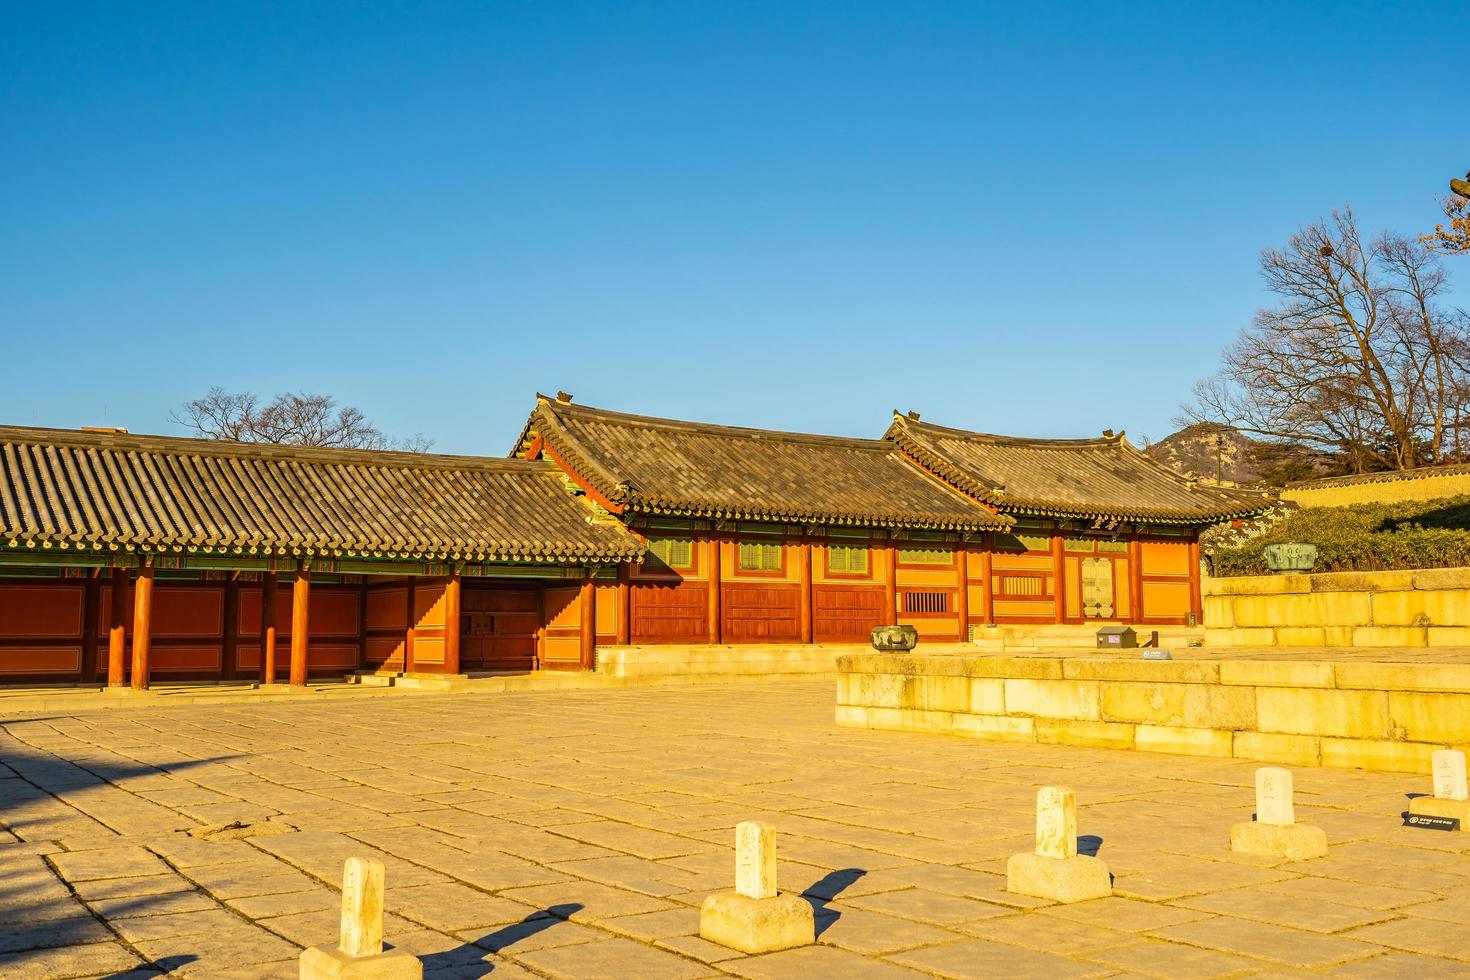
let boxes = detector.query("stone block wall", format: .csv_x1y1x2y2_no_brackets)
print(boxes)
835,653,1470,773
1204,567,1470,648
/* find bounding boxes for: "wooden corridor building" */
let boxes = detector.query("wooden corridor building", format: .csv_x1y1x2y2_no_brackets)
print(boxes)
0,397,1265,686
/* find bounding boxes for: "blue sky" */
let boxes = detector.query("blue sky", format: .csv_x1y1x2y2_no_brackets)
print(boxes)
2,2,1464,455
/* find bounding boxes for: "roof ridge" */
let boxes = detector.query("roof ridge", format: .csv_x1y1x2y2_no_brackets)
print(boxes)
0,424,549,474
895,414,1120,449
541,397,894,451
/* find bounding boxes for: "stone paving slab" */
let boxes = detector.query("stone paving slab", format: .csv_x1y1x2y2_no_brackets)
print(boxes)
3,681,1470,977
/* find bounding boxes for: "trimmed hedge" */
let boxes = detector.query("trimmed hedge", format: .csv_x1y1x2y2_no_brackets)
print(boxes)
1207,494,1470,576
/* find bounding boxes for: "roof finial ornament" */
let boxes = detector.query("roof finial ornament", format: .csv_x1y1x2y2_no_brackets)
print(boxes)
907,411,921,421
1102,428,1115,438
556,391,574,404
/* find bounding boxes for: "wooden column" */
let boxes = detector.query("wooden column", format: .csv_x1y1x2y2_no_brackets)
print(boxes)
130,564,154,691
81,571,100,684
289,565,310,687
578,573,596,670
1128,539,1145,622
260,571,278,684
108,568,128,687
978,534,994,625
221,576,238,681
1051,534,1066,624
955,544,970,643
884,541,899,625
615,563,631,645
707,536,723,644
798,541,813,644
1188,537,1203,625
443,572,462,676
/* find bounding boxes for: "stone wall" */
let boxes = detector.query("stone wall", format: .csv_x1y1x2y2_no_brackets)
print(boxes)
1281,467,1470,508
1204,567,1470,648
836,652,1470,773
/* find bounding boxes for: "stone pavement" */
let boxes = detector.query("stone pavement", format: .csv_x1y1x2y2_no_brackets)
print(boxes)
1,682,1468,979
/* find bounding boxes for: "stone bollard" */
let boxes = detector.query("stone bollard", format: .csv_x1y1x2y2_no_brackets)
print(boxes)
1230,767,1328,860
1408,749,1470,829
699,821,815,954
300,857,422,979
1006,786,1111,903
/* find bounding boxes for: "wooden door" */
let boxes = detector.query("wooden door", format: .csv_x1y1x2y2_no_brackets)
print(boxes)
461,585,538,672
1080,557,1116,620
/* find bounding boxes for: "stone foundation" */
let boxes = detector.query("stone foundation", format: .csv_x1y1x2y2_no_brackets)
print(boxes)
836,652,1470,773
1205,567,1470,649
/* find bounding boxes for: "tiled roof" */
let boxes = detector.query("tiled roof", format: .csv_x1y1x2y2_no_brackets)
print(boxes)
516,396,1011,531
0,426,642,563
886,414,1270,525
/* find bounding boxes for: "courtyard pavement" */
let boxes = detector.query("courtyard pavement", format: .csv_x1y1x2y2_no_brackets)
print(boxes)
1,681,1468,979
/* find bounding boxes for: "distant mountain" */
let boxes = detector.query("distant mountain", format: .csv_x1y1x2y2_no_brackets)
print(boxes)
1144,423,1263,485
1145,423,1338,488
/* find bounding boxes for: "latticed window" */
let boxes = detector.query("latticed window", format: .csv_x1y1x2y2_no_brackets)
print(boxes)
646,536,694,570
738,541,783,572
826,544,868,574
898,546,951,565
903,591,950,613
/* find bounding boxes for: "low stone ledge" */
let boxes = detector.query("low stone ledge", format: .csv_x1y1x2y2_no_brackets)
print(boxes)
836,652,1470,774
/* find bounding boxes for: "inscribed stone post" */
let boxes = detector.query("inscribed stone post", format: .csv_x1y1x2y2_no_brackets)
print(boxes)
1432,750,1469,801
1035,786,1077,859
735,821,777,900
1255,767,1294,827
340,856,385,958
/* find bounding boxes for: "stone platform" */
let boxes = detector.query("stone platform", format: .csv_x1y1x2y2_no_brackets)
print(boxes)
836,648,1470,773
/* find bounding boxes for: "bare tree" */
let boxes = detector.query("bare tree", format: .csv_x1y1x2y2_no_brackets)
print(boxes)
1183,208,1469,472
1422,172,1470,256
173,388,433,452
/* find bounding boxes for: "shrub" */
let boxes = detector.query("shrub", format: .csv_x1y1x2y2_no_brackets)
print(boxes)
1205,494,1470,576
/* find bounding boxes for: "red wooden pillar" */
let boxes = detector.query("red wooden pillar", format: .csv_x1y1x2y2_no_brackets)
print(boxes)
578,573,596,670
260,571,278,684
130,564,154,691
1128,539,1145,622
107,567,128,688
707,536,723,644
955,543,970,642
289,565,310,687
1188,537,1203,625
615,563,631,644
798,541,813,644
978,534,994,626
444,572,462,675
884,541,899,625
1051,534,1066,624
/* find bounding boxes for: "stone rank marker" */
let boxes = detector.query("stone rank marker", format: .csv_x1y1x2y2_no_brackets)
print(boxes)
700,821,816,954
300,857,422,979
1408,749,1470,829
1006,786,1112,903
1230,767,1328,861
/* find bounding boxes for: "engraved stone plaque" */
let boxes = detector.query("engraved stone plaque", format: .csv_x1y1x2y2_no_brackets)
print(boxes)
1034,786,1077,860
1256,767,1294,827
735,821,777,900
1432,749,1469,802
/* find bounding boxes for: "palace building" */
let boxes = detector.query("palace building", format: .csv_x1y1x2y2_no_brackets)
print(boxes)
0,394,1265,687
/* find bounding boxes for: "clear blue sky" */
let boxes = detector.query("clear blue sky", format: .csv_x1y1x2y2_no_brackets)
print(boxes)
2,2,1464,455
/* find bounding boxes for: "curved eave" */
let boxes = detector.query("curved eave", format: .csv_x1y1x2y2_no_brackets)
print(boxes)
1,535,643,565
994,500,1269,526
625,499,1008,533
